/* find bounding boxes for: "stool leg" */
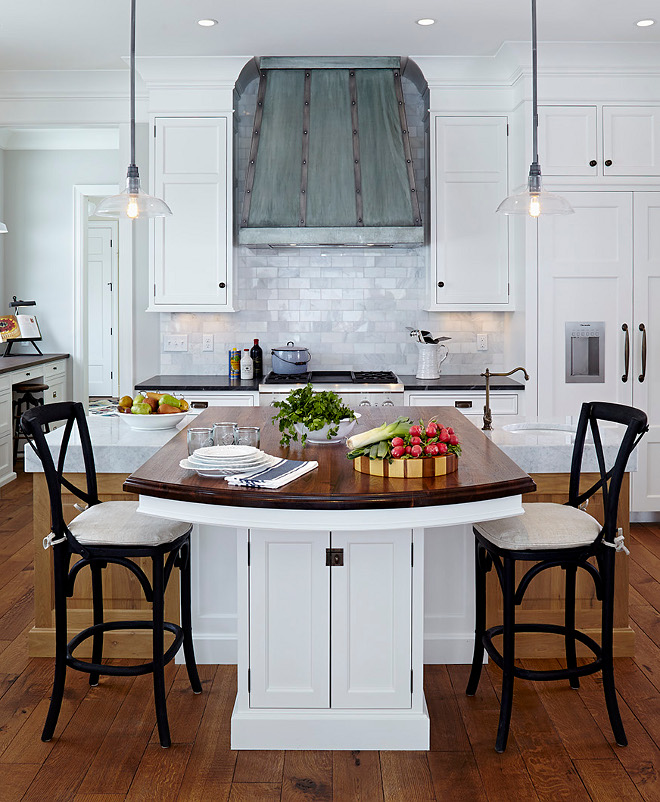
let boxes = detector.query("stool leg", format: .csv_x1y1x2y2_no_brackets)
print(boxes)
495,556,516,753
12,399,20,467
152,553,171,748
600,548,627,746
466,539,488,696
179,540,202,694
564,563,580,689
42,547,70,742
89,562,104,686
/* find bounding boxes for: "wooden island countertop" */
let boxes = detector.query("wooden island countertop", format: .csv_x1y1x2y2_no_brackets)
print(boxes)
123,406,536,511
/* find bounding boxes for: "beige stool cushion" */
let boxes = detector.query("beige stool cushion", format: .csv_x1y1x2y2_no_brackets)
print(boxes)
68,501,190,547
474,502,602,551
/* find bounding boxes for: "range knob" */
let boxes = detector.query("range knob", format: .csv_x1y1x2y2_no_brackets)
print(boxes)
382,400,394,407
359,400,371,407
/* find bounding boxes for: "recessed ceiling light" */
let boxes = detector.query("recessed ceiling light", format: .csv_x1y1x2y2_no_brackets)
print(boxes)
636,19,655,26
197,18,218,27
416,18,435,26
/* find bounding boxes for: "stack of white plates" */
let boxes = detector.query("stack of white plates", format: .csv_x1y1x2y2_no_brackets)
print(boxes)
179,445,281,478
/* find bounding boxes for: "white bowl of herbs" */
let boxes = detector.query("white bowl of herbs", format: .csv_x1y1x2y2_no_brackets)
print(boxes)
271,384,359,445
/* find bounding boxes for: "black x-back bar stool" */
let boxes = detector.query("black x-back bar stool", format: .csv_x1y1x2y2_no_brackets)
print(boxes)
21,401,202,748
466,401,648,753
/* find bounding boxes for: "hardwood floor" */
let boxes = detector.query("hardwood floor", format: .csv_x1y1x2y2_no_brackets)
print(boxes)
2,470,660,801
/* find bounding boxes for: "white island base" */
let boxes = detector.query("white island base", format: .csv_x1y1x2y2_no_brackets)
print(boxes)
137,493,524,750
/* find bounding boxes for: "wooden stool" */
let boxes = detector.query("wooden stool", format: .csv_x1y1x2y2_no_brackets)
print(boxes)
13,382,49,465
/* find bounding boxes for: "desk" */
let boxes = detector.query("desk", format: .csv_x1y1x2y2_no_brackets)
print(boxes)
0,353,69,486
124,406,534,749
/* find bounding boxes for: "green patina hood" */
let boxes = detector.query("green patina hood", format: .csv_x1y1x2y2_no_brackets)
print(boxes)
238,57,424,247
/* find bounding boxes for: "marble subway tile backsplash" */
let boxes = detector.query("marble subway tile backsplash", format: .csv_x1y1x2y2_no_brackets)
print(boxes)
159,72,505,377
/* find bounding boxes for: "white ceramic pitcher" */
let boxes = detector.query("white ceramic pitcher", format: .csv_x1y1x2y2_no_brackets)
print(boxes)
416,342,449,379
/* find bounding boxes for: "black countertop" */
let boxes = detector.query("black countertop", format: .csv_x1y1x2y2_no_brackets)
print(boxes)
135,375,262,392
136,373,525,392
398,374,526,391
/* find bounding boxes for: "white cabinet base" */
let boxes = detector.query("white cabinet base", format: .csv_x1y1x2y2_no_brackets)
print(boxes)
230,696,430,751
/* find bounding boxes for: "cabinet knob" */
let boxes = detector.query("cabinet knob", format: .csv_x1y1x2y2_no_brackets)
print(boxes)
437,281,445,288
605,159,613,167
589,160,597,167
218,282,226,289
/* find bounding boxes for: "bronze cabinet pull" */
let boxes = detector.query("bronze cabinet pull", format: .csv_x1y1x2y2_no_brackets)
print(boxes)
622,323,630,382
639,323,647,383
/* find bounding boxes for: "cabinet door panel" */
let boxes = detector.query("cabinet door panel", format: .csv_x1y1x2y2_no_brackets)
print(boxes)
632,193,660,512
603,107,660,176
249,529,329,709
538,106,598,176
153,117,230,308
331,530,412,709
0,392,10,439
431,117,509,309
537,192,633,418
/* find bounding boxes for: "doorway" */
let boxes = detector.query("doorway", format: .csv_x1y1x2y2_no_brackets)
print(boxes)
87,220,119,398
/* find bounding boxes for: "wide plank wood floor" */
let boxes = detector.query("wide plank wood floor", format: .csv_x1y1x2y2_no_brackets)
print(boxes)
1,470,660,801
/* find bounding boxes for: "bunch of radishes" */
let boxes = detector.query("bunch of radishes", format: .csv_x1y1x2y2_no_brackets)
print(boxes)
389,419,461,460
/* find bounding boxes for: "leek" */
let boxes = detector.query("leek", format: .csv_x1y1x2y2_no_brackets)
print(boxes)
346,416,412,454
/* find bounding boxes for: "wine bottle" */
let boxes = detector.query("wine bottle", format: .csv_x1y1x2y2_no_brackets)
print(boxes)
250,338,263,378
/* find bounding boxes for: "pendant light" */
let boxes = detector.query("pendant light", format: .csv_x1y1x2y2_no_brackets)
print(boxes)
496,0,573,217
0,223,7,234
94,0,172,219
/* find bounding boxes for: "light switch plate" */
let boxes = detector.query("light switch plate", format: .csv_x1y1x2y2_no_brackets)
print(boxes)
477,334,488,351
163,335,188,352
202,334,214,352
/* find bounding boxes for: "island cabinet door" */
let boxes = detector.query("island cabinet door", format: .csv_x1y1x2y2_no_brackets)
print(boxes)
248,529,330,709
330,530,412,709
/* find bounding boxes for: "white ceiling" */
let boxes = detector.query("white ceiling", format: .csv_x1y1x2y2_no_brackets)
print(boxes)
0,0,659,72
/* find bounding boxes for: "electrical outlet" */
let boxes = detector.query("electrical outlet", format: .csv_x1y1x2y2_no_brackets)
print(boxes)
477,334,488,351
163,335,188,352
202,334,214,352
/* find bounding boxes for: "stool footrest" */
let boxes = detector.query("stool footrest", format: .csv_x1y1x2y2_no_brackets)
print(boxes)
66,620,184,677
483,623,603,681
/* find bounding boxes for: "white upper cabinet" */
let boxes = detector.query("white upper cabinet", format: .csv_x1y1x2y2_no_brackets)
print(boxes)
150,116,234,312
603,107,660,176
537,105,660,178
538,106,598,176
428,116,511,311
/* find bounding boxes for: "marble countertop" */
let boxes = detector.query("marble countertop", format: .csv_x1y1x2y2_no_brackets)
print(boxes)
399,374,526,391
24,412,635,477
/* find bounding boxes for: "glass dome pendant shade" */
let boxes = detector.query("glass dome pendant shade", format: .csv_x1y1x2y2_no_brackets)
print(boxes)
0,222,7,233
496,164,574,217
93,0,171,220
94,165,172,219
496,0,573,218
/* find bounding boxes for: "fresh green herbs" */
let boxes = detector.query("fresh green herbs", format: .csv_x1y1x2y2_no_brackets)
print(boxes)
272,384,356,446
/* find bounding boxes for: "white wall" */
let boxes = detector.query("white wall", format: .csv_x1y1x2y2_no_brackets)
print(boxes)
3,149,117,365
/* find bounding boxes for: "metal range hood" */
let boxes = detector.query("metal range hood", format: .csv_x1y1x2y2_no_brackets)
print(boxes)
238,57,424,247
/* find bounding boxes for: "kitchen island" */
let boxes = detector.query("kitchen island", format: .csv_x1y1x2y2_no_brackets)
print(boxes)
123,406,533,749
26,408,635,748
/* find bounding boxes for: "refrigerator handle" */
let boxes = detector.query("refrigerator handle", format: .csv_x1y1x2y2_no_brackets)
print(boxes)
622,323,630,383
639,323,647,383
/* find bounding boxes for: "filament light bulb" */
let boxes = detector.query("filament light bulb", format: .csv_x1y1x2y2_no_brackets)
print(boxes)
529,195,541,218
127,197,139,219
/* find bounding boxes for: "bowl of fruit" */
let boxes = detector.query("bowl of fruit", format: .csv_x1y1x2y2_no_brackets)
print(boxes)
116,392,191,430
346,416,461,478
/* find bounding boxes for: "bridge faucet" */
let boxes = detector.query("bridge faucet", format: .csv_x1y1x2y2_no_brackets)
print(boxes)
481,366,530,431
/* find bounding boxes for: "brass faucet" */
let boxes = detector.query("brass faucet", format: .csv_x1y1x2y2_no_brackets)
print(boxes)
481,366,530,431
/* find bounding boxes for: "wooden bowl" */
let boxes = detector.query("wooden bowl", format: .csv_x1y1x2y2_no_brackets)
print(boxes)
352,453,458,479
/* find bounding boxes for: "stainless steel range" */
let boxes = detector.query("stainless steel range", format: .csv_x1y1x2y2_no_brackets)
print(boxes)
258,370,405,409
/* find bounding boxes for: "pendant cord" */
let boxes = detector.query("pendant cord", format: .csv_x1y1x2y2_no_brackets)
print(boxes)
531,0,538,166
129,0,136,169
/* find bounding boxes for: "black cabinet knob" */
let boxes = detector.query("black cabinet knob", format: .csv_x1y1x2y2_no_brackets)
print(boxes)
218,282,226,288
589,160,597,167
604,159,613,167
437,281,445,288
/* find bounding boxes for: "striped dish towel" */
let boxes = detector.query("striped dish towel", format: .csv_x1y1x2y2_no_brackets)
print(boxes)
225,458,318,488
